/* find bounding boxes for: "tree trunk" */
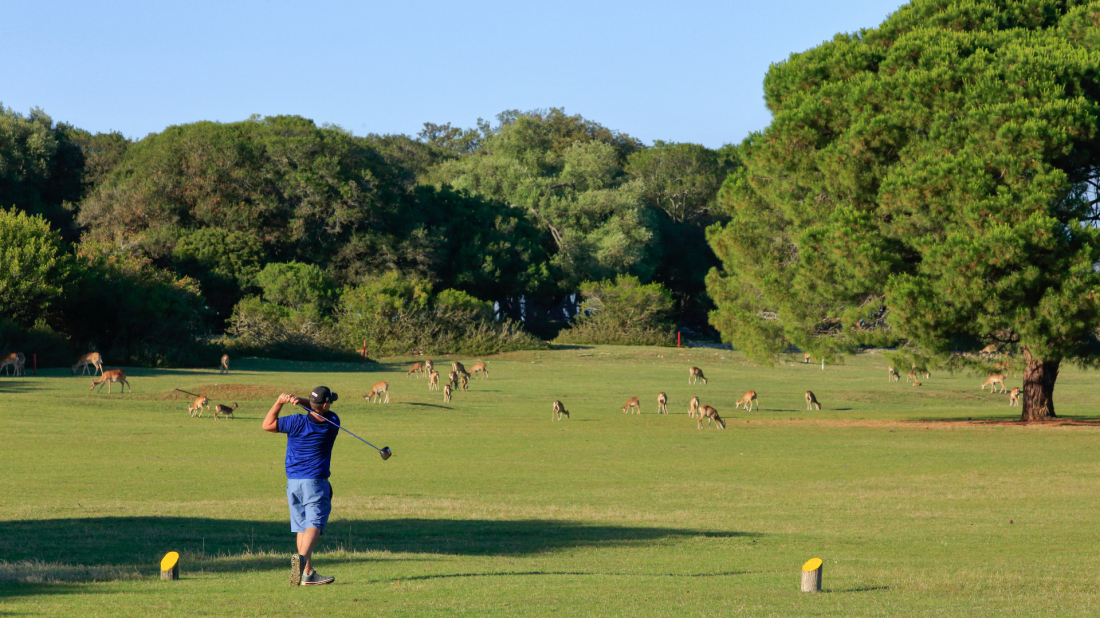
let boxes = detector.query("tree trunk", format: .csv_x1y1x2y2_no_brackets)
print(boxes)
1021,349,1059,422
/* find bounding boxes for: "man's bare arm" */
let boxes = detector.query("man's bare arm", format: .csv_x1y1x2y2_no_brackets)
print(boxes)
263,393,298,432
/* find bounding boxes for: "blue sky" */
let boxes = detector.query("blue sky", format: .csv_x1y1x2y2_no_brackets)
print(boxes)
2,0,904,148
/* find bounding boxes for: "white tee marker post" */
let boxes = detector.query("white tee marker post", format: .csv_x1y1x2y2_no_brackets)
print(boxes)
160,551,180,580
801,557,823,592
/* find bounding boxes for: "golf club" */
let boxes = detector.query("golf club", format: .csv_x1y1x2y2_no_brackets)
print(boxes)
294,401,392,460
175,388,203,398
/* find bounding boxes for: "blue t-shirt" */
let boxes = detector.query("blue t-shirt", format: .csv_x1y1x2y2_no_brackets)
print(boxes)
277,411,340,479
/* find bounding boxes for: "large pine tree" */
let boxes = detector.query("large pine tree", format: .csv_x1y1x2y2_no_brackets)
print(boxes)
707,0,1100,421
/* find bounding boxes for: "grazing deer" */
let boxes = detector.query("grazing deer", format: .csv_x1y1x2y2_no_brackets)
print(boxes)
219,354,230,374
553,400,569,420
425,359,434,375
443,384,453,403
0,353,22,376
688,396,701,418
428,371,440,391
1009,387,1020,406
622,397,641,414
803,352,812,364
697,405,725,429
188,395,209,417
213,402,238,420
735,390,758,411
447,370,459,388
364,381,390,403
981,374,1006,393
91,370,131,394
913,364,930,379
805,391,821,410
452,361,471,378
689,366,707,385
72,352,104,376
460,374,469,392
906,370,917,384
407,362,425,378
657,392,669,414
888,367,899,382
470,361,488,378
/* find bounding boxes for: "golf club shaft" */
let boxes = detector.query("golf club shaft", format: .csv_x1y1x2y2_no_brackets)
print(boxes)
295,402,383,453
175,388,203,398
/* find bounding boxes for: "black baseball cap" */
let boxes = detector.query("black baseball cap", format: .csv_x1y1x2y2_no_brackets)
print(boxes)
310,386,338,404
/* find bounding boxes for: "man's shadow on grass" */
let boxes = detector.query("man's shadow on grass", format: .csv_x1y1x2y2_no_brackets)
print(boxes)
0,516,757,596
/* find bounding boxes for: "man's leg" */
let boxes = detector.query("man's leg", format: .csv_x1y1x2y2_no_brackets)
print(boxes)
296,527,322,574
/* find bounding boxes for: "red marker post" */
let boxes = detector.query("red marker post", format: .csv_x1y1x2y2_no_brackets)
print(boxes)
677,331,681,348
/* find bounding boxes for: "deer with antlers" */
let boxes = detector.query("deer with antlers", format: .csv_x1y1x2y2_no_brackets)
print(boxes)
697,405,725,429
407,362,425,378
553,400,569,420
428,371,440,391
364,381,390,403
188,395,209,417
622,397,641,414
689,366,707,385
805,391,821,410
688,396,701,418
657,392,669,414
1009,387,1020,407
219,354,230,374
443,384,453,403
981,374,1006,394
470,361,488,378
72,352,104,376
735,390,759,411
91,370,131,394
213,402,238,420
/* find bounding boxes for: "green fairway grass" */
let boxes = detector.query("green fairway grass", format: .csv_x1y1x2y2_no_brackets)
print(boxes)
2,346,1100,616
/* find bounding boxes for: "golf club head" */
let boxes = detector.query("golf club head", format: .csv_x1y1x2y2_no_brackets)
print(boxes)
380,447,392,460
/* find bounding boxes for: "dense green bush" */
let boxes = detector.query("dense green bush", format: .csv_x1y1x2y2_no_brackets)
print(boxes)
0,318,73,368
0,208,67,325
555,275,675,346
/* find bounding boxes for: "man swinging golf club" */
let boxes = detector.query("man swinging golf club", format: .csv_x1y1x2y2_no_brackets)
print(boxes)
263,387,340,586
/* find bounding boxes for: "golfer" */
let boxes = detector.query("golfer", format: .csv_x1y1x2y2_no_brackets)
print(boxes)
263,387,340,586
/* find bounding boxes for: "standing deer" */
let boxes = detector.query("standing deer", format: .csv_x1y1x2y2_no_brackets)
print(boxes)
0,353,22,376
735,390,758,411
213,402,238,420
553,400,569,420
428,371,440,391
425,359,435,376
407,362,425,378
906,370,917,384
622,397,641,414
803,352,812,364
888,367,900,382
459,374,469,392
688,396,701,418
447,370,459,388
470,361,488,378
980,344,998,357
72,352,104,376
805,391,821,410
1009,387,1020,406
91,370,131,393
697,405,725,429
189,395,209,417
689,367,707,385
452,361,470,378
981,374,1006,393
365,381,390,403
443,384,453,403
657,392,669,414
219,354,230,374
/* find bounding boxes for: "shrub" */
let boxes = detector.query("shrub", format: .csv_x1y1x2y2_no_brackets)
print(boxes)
555,275,675,346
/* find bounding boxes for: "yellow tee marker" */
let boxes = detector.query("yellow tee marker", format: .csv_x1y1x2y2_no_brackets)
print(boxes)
801,557,822,592
160,551,180,580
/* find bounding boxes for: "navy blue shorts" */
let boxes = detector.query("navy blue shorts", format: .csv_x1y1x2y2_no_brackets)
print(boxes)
286,478,332,533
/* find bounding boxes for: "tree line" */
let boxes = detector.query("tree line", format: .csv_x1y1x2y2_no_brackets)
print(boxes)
1,107,733,365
